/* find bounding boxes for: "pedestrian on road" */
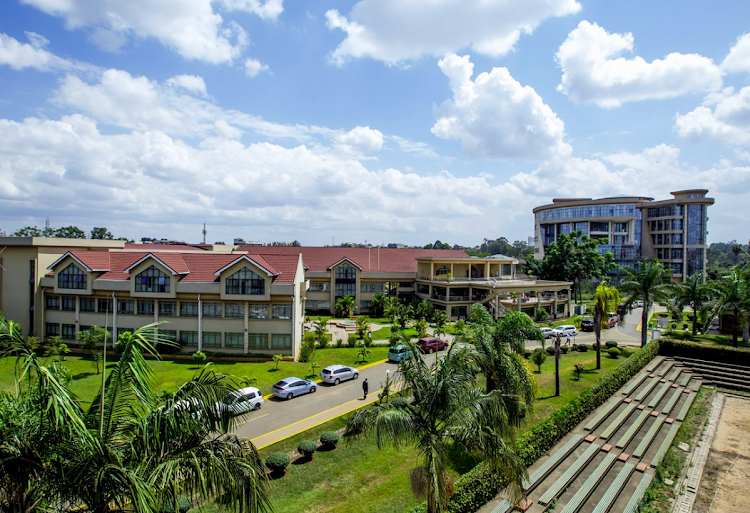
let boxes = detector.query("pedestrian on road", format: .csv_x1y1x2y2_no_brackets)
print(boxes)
367,332,372,344
566,333,571,345
362,378,369,400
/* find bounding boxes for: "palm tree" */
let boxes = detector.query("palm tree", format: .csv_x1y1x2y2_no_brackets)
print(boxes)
345,343,527,513
709,270,750,347
312,317,328,346
336,294,357,318
355,316,371,343
593,281,620,370
619,258,674,347
672,271,711,336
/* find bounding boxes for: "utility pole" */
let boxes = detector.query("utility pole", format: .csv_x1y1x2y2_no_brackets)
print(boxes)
202,223,207,244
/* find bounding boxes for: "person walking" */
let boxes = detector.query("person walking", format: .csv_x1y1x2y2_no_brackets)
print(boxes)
362,378,369,400
566,333,571,346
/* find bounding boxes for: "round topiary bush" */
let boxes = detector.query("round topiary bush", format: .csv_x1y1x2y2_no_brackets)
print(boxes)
545,346,556,356
320,431,340,448
297,440,318,459
560,345,569,354
577,343,589,352
608,348,621,359
192,350,207,363
605,341,618,349
265,452,291,475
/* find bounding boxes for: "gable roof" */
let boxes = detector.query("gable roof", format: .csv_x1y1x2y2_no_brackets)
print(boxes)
48,251,111,272
214,254,279,277
124,253,190,275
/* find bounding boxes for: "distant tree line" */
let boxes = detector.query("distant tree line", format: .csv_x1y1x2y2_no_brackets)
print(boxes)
12,225,132,241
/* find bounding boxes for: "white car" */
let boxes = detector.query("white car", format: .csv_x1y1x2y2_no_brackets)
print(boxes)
553,325,578,337
216,386,264,415
632,300,644,308
540,327,555,339
321,364,359,385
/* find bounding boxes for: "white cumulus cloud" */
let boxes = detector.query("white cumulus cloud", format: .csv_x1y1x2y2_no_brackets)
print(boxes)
0,32,96,74
334,126,384,156
165,75,208,97
325,0,580,66
675,86,750,145
244,58,270,77
557,21,723,108
722,33,750,73
432,53,571,161
19,0,265,64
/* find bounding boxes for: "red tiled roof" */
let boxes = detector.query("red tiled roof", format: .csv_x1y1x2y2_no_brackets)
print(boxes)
238,246,469,273
124,243,206,251
61,251,112,271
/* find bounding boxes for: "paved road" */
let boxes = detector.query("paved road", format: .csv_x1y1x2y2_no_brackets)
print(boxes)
234,308,659,448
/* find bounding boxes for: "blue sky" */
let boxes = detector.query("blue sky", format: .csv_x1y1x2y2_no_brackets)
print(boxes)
1,0,749,247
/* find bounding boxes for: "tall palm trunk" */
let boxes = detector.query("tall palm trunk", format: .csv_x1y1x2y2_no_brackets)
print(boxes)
692,306,699,337
641,305,649,347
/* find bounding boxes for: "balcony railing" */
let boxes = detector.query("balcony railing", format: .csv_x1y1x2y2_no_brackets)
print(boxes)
418,274,536,284
431,294,472,302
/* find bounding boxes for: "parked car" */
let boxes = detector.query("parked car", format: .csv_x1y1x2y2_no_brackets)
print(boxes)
553,325,578,337
580,319,595,332
321,364,359,385
607,312,618,328
632,300,644,308
416,337,449,353
388,344,411,362
272,377,316,400
540,327,555,339
216,386,263,414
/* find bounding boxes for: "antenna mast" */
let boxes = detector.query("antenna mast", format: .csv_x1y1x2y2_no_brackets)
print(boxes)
202,223,207,244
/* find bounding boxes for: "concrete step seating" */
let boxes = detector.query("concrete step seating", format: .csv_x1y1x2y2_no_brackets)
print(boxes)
600,402,638,440
666,367,684,382
523,434,584,492
657,361,675,378
620,373,649,397
651,423,681,467
634,377,661,402
489,499,511,513
558,453,618,513
678,373,694,387
675,356,750,373
647,382,673,409
538,442,601,506
590,462,635,513
673,357,750,393
661,386,685,416
645,356,665,373
616,409,652,449
678,360,750,380
632,416,666,458
584,398,622,431
676,391,698,422
623,472,654,513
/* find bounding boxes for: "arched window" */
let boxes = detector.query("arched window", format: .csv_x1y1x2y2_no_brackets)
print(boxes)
135,265,170,293
58,263,86,289
226,267,265,295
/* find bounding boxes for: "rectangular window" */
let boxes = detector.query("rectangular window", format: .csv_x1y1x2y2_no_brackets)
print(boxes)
417,283,429,294
248,304,269,319
273,304,292,319
590,222,609,232
451,306,468,317
159,301,177,317
180,331,198,346
180,301,199,317
399,282,414,288
79,325,92,335
80,297,95,312
360,300,370,310
308,282,330,292
360,283,384,292
225,303,244,318
62,324,76,339
45,323,59,337
248,333,267,349
672,248,684,259
271,334,291,349
160,330,177,342
98,298,113,313
613,222,628,232
137,300,154,316
202,332,222,347
305,300,330,310
225,332,244,348
61,296,76,311
46,295,60,310
117,299,134,315
202,302,222,318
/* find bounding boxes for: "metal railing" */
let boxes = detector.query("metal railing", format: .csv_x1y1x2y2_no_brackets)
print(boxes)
418,274,537,283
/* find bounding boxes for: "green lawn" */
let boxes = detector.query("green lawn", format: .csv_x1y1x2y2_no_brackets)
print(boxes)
369,326,418,341
0,347,389,402
194,347,634,513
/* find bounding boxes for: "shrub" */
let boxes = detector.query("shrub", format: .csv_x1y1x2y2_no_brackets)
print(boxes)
336,338,345,348
577,344,589,352
192,351,207,363
299,333,316,363
297,440,318,458
320,431,340,448
412,340,659,513
265,452,291,474
608,348,621,359
545,346,556,356
530,350,547,372
159,495,192,513
560,345,569,354
523,349,532,359
605,341,618,349
317,335,330,349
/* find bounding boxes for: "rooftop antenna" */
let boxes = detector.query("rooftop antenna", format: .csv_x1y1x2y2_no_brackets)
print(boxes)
202,223,207,244
45,217,50,230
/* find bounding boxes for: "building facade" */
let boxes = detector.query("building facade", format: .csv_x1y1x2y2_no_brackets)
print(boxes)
0,238,574,357
532,189,714,281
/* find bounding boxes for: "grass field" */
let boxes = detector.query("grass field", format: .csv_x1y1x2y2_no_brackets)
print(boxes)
0,347,389,402
192,347,634,513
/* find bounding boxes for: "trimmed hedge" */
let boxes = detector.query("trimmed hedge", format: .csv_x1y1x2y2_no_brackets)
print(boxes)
659,339,750,365
297,440,318,458
265,452,291,473
408,339,660,513
320,431,340,447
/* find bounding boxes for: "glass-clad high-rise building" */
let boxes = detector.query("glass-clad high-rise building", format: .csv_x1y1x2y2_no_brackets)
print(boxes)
533,190,714,281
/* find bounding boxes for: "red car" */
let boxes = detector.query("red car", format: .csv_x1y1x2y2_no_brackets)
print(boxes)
416,337,449,354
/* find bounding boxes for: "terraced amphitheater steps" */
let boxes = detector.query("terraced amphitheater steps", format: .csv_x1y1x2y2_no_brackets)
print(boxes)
538,443,601,506
623,472,654,513
676,361,750,380
651,423,680,467
600,402,638,440
646,356,665,373
634,377,661,402
621,373,649,397
678,373,694,387
616,409,652,449
675,356,750,373
647,382,673,409
585,398,622,431
523,434,584,492
632,416,666,458
666,367,684,382
591,462,635,513
657,361,675,378
558,453,618,513
661,386,685,416
489,499,511,513
676,391,698,422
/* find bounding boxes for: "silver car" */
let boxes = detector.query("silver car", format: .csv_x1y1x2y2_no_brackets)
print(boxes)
272,377,317,399
321,364,359,385
216,386,264,415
